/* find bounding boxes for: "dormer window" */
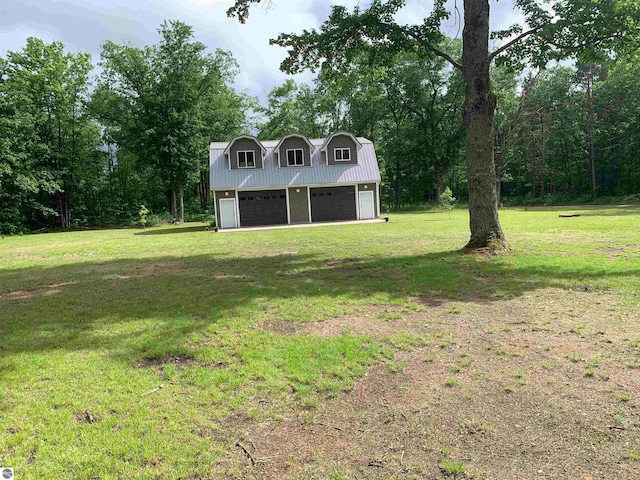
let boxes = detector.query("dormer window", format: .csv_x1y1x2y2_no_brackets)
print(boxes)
224,135,266,169
287,149,304,166
320,131,362,166
274,134,315,167
335,148,351,161
238,151,255,168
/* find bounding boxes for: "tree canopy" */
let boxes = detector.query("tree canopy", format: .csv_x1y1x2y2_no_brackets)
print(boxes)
93,20,248,222
0,38,100,234
0,21,251,234
228,0,640,249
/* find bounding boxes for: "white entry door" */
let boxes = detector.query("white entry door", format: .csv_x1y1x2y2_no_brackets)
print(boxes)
358,191,375,220
219,198,237,229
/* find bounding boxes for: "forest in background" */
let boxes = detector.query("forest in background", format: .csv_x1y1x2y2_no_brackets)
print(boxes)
2,20,640,235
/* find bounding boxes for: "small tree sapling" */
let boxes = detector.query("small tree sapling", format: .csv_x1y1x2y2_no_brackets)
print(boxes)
138,205,149,233
440,187,456,219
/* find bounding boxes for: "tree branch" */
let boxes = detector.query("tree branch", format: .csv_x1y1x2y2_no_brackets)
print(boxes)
547,33,622,51
407,33,462,71
489,26,542,62
379,22,462,71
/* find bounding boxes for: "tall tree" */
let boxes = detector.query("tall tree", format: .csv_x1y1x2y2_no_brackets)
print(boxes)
258,79,329,139
94,21,246,222
596,52,640,195
503,67,588,198
0,38,100,234
574,62,608,197
390,48,465,199
228,0,640,250
286,47,465,206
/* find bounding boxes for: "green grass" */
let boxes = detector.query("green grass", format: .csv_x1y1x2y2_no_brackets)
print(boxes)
1,206,640,478
440,459,466,477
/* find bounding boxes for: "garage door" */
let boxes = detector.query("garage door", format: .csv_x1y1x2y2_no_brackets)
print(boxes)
310,186,356,222
239,190,287,227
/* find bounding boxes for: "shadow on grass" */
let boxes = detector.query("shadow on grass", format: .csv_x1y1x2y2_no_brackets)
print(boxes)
135,225,208,235
510,205,640,217
577,207,640,217
1,249,638,361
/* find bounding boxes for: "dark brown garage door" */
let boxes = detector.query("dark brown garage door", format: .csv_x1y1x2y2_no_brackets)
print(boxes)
239,190,287,227
310,186,356,222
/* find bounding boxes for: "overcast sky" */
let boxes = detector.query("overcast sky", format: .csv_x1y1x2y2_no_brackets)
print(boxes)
0,0,523,104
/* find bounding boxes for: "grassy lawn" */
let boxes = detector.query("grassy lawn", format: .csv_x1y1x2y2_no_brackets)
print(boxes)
1,206,640,479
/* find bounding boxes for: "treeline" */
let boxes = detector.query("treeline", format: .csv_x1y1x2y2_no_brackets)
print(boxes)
257,47,640,208
2,21,639,234
0,21,251,235
257,47,466,206
497,61,640,203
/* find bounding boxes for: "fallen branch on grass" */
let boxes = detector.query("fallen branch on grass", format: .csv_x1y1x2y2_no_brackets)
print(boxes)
316,422,343,431
141,384,163,396
236,441,257,466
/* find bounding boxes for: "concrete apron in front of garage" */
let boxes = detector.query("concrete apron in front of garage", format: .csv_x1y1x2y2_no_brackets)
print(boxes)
217,218,386,233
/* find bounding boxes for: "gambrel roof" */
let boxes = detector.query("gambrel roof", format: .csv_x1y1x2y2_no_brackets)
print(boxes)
210,136,380,190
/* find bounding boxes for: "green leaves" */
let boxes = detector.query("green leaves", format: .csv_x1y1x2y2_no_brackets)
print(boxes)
258,80,328,139
0,37,99,234
496,0,640,69
270,1,443,75
94,21,249,221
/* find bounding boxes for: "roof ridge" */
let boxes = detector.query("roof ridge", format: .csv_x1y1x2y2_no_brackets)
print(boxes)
210,137,372,148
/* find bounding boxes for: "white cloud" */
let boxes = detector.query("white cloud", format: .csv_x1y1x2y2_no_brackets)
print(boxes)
0,25,57,56
175,0,321,99
185,0,234,7
0,0,528,104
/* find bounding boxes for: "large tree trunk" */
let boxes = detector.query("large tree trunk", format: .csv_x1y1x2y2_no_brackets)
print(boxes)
461,0,507,250
435,168,445,200
494,150,504,208
170,190,177,220
586,64,597,197
198,170,210,211
178,182,185,223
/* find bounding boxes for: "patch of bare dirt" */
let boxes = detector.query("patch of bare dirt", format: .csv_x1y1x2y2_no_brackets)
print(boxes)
262,320,309,336
598,246,637,259
75,410,100,424
0,282,76,301
237,288,640,479
264,304,422,337
134,354,199,369
98,263,192,280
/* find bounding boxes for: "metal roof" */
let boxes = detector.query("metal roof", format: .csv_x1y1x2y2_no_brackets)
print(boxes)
210,137,381,190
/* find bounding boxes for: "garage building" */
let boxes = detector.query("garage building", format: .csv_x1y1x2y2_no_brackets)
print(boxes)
210,132,380,229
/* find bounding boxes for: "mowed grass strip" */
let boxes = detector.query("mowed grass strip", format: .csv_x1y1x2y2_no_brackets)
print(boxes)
1,206,639,478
